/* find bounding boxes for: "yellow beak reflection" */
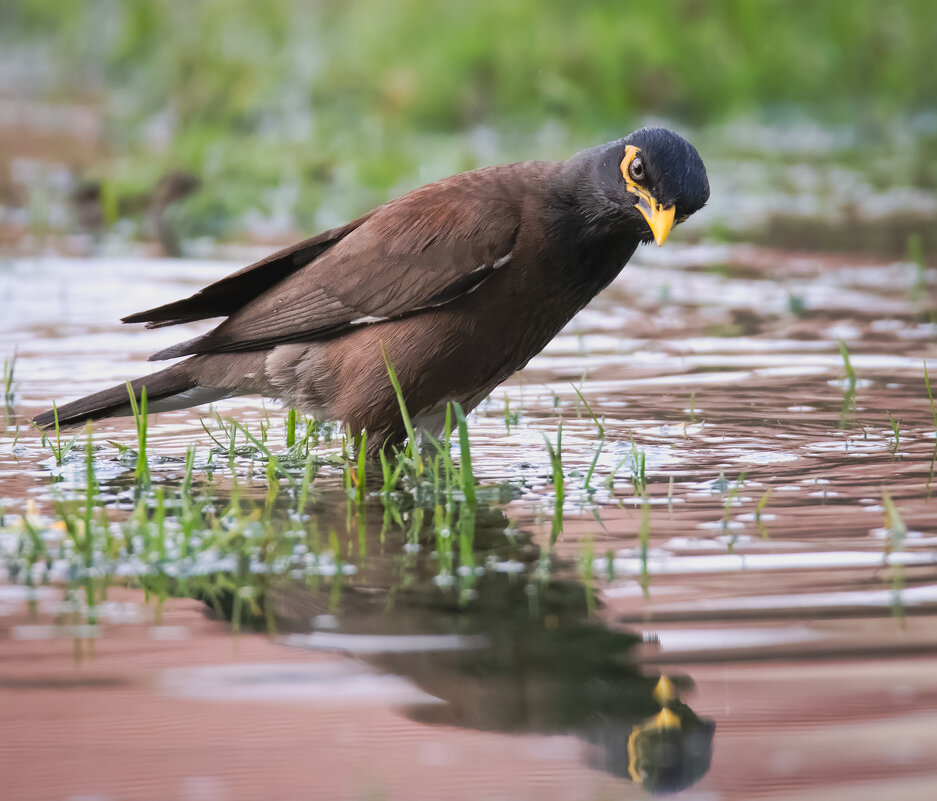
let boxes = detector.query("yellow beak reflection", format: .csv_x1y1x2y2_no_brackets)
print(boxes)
635,194,675,247
653,675,678,705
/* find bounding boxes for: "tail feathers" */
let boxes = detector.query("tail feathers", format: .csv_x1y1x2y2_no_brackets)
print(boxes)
31,364,222,430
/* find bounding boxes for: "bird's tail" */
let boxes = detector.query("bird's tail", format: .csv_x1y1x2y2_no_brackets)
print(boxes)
32,362,230,430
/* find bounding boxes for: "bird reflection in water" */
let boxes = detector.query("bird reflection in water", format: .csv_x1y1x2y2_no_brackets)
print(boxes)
624,675,715,794
280,571,715,795
194,484,715,794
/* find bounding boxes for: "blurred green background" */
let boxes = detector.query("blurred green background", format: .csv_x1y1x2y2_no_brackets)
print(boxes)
1,0,935,250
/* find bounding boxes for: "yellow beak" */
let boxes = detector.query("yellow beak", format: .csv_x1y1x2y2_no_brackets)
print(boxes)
636,196,675,247
654,707,682,730
652,675,678,705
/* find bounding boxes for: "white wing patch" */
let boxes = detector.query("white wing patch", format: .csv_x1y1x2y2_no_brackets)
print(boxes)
350,315,389,325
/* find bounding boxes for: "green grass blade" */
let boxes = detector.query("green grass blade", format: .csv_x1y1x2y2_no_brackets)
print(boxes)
452,402,476,509
381,344,420,469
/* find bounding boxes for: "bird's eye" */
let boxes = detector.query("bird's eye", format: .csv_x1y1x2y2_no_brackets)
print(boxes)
629,157,645,182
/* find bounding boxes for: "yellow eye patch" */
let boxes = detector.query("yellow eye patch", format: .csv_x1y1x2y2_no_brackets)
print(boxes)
619,144,675,246
619,145,642,185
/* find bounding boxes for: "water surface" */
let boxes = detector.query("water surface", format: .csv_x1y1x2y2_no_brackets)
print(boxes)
1,240,936,801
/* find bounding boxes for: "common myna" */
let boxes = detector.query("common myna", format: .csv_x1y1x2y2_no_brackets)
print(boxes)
34,127,709,454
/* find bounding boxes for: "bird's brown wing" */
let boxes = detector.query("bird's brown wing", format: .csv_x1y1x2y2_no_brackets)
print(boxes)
123,215,373,328
145,165,525,360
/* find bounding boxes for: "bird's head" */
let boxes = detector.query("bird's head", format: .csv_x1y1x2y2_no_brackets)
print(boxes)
580,127,709,247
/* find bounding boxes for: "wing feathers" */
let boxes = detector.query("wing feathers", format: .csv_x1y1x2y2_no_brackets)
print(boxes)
122,216,370,328
138,162,537,359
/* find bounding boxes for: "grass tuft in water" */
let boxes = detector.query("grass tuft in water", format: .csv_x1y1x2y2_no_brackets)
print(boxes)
50,402,63,464
543,421,564,545
755,488,772,539
2,351,15,410
838,340,857,385
503,396,519,433
572,386,605,495
181,445,196,495
629,435,647,498
381,344,422,479
126,383,150,487
228,418,297,487
887,413,901,455
286,407,298,449
42,402,81,466
452,402,476,510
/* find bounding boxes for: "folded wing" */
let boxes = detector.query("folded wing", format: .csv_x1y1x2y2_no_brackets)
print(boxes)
128,165,523,361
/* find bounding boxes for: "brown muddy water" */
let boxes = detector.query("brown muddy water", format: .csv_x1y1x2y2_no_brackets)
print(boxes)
1,238,937,801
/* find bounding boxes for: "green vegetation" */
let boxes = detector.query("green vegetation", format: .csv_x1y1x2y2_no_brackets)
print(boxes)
3,0,936,239
16,357,622,629
126,383,150,486
12,350,937,647
543,422,565,545
754,488,772,539
629,436,648,498
572,386,604,495
887,413,901,455
10,0,935,131
43,403,82,466
8,406,492,633
381,346,421,474
2,353,14,409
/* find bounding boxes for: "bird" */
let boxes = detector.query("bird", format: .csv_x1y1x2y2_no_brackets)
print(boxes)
34,127,709,456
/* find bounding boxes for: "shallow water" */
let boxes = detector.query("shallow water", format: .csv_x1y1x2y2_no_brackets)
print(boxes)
1,240,936,800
